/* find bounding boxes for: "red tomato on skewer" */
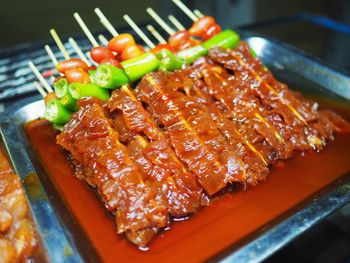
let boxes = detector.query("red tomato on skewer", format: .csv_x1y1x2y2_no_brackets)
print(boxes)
90,46,115,63
108,34,136,54
121,44,144,61
56,58,89,73
65,68,91,84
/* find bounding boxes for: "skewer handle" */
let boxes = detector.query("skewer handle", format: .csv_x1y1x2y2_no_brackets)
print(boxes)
28,62,53,93
193,9,204,18
123,14,155,48
50,29,70,60
68,38,91,66
146,7,175,35
45,45,59,66
33,81,47,97
146,25,167,44
168,15,185,31
98,34,109,46
172,0,198,21
94,8,119,36
74,12,99,47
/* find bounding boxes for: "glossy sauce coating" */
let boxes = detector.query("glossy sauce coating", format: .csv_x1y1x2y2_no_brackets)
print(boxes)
25,96,350,263
0,147,36,262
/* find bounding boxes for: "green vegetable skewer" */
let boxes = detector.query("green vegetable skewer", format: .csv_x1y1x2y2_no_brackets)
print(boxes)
202,29,240,50
121,52,159,82
44,99,72,124
176,45,207,64
60,93,78,111
93,64,129,89
69,83,110,101
53,78,69,98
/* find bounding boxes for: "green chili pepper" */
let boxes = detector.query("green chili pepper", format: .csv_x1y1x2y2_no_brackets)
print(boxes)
155,49,184,72
44,99,72,124
88,69,96,83
53,78,69,98
69,83,110,101
60,93,78,111
176,45,208,64
121,52,159,82
202,29,240,50
93,64,129,89
52,123,64,131
250,48,257,58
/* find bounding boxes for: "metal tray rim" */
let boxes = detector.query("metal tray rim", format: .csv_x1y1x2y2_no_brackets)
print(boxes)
1,35,350,262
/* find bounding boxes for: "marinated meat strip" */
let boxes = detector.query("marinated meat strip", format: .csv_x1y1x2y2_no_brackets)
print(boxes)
167,69,269,185
208,45,334,151
137,72,247,195
108,86,202,216
188,62,305,160
54,41,350,248
57,102,168,246
0,150,36,262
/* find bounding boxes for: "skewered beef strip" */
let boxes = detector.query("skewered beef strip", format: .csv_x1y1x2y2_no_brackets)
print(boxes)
207,45,335,150
57,102,168,246
108,86,202,216
167,68,269,185
137,72,247,195
55,44,350,248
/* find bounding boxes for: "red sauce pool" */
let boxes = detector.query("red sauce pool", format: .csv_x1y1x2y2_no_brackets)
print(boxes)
24,98,350,262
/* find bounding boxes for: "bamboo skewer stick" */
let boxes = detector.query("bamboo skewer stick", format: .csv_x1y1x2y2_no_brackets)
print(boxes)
98,34,109,46
172,0,198,21
146,8,175,35
44,45,59,66
34,81,47,97
123,14,155,48
193,9,204,18
68,37,90,65
94,8,119,36
168,15,185,31
146,25,167,44
74,12,99,47
50,29,70,60
28,61,53,93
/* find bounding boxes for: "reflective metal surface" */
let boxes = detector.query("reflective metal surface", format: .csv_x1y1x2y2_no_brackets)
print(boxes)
0,36,349,262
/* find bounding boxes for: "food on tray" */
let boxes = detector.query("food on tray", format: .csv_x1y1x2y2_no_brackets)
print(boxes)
0,148,36,261
27,2,350,249
55,45,350,246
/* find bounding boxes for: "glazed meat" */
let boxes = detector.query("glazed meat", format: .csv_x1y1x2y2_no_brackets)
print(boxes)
0,149,36,262
57,44,350,247
57,102,168,246
137,72,247,195
108,86,203,216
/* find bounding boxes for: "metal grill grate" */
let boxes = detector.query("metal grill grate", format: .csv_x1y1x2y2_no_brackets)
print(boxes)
0,37,95,102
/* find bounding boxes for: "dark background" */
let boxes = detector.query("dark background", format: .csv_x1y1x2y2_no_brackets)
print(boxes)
1,0,350,71
1,0,350,262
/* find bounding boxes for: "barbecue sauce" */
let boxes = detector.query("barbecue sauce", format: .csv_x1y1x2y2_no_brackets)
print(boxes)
24,97,350,263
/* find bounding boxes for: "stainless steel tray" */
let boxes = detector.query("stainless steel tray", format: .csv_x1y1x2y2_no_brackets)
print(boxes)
1,36,350,263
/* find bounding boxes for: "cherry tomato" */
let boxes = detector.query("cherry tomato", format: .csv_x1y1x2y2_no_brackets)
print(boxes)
189,16,215,37
90,46,115,63
108,34,136,53
44,92,57,105
151,44,174,54
65,68,91,84
201,24,222,40
56,58,89,73
121,44,144,61
168,30,191,51
100,57,122,68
